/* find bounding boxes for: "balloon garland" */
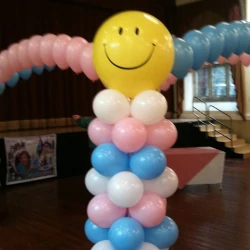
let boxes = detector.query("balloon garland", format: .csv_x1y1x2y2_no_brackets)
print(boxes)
0,10,250,250
161,20,250,90
0,19,250,93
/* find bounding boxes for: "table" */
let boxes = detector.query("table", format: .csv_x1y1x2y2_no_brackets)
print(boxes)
164,147,225,189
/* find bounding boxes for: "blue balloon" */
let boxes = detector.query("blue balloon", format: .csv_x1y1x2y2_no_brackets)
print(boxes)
144,216,179,249
171,38,194,78
200,25,225,63
45,65,56,72
242,21,250,54
130,146,166,180
0,83,6,95
6,73,19,88
84,219,109,244
109,217,144,250
32,65,45,75
216,22,238,58
91,143,129,177
183,30,210,70
230,21,249,55
19,69,32,80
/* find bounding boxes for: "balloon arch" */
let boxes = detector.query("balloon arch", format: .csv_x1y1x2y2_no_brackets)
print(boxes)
0,10,249,250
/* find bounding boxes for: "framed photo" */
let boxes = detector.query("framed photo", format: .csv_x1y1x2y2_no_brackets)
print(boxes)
4,134,57,185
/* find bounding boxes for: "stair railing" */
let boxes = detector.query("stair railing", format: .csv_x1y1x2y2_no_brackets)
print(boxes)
192,97,208,135
208,105,233,149
192,97,234,149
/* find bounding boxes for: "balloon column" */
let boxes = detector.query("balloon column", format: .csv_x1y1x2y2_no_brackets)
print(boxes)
84,12,179,250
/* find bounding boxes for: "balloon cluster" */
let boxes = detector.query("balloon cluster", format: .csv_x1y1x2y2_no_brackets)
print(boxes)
82,11,182,249
84,89,179,250
0,34,99,95
161,20,250,91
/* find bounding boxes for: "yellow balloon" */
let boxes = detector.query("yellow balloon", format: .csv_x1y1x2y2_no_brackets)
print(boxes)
93,11,174,98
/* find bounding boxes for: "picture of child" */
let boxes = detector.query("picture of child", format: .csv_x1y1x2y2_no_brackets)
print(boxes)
5,134,57,185
15,151,39,178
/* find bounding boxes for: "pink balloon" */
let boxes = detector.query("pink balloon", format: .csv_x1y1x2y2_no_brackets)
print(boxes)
160,79,171,92
8,44,23,73
28,35,43,67
168,74,178,85
217,56,227,64
228,54,240,65
18,39,33,69
88,118,113,145
162,197,167,207
202,62,213,68
129,192,166,227
240,53,250,66
112,117,147,153
161,74,177,91
0,70,6,83
40,34,57,67
80,43,99,81
87,194,127,228
65,36,88,73
146,119,178,151
52,34,71,70
0,50,12,82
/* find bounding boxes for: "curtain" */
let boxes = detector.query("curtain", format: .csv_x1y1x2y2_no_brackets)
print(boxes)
232,63,246,120
228,0,245,119
176,80,184,118
0,0,109,131
0,0,175,131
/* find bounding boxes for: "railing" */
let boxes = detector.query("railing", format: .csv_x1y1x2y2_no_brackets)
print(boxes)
208,105,233,149
192,97,234,149
192,97,208,135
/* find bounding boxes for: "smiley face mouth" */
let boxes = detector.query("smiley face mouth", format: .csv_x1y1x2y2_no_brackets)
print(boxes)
104,43,156,70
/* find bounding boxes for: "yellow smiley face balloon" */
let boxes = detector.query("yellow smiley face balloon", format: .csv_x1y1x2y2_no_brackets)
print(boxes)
93,11,174,98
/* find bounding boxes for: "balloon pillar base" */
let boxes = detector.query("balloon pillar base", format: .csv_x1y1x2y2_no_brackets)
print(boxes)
85,89,179,250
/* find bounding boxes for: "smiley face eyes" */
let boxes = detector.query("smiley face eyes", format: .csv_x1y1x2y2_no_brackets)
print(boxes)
118,27,123,35
135,27,140,35
118,27,140,35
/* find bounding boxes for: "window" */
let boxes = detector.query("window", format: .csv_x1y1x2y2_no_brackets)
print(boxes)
193,63,236,102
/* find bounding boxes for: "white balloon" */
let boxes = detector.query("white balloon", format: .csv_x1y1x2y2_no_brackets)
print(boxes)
138,242,160,250
143,167,178,198
85,168,110,195
107,171,144,208
93,89,130,124
131,90,167,125
91,240,114,250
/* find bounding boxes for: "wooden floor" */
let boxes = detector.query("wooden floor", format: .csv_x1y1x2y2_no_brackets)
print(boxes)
0,159,250,250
